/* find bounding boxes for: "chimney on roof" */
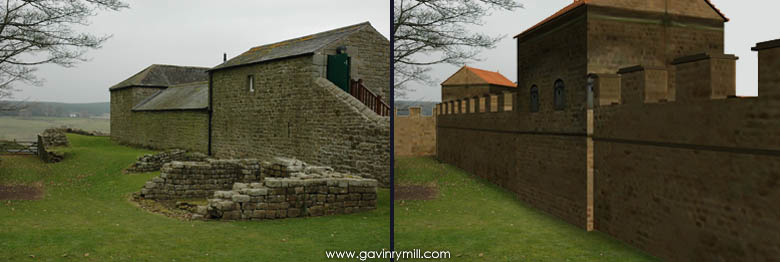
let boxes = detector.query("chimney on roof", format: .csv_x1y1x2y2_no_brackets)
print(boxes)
223,53,227,62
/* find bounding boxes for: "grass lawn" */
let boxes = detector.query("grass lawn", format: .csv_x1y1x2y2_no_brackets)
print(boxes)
394,157,659,262
0,117,110,141
0,134,390,261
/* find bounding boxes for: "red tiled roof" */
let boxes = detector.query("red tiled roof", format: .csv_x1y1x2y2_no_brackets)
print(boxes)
467,67,517,87
442,66,517,88
514,0,728,39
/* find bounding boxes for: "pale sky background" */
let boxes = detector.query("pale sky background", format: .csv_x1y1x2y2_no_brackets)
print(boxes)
12,0,390,103
403,0,780,102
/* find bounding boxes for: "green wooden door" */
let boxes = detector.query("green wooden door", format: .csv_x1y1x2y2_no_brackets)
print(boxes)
327,54,351,93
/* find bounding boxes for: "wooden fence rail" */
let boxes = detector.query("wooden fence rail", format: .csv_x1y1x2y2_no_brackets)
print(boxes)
350,79,390,117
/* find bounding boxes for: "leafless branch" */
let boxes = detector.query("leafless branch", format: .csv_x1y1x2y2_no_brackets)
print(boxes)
393,0,521,99
0,0,128,111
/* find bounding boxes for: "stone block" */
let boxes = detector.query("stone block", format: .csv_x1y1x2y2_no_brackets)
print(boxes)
232,183,248,190
252,210,266,219
232,194,250,203
218,200,236,211
287,208,301,217
246,188,268,196
222,211,241,220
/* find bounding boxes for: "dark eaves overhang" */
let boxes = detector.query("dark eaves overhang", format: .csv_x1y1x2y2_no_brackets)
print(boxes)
108,85,167,92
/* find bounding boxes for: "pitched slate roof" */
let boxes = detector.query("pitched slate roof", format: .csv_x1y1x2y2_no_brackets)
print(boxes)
132,81,208,111
441,66,517,88
109,64,209,91
210,22,372,71
514,0,728,38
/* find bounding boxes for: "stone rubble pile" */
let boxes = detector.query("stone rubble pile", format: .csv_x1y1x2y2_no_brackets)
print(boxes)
63,127,109,137
126,149,208,173
37,134,65,163
136,156,379,220
36,128,69,163
40,128,69,148
137,159,262,200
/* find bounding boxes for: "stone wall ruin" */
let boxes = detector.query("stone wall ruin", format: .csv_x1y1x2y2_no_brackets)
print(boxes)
196,173,377,220
135,156,379,220
126,149,208,173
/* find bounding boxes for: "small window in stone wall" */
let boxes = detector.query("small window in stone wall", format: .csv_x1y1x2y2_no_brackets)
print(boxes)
554,79,565,110
530,85,539,112
248,75,255,92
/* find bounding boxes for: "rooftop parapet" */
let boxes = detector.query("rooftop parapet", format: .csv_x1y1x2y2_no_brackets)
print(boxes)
588,73,621,106
671,53,738,101
616,66,669,104
752,39,780,100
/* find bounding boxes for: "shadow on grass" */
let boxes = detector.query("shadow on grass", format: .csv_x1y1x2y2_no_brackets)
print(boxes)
394,156,659,262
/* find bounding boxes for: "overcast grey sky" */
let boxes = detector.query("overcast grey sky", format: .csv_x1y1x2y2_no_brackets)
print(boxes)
403,0,780,102
12,0,389,103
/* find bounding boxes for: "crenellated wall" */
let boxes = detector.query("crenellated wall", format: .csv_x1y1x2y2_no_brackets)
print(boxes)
437,40,780,261
436,90,590,229
592,47,777,261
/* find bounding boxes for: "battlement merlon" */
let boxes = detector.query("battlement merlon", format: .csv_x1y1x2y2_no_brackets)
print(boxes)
671,53,738,101
438,38,780,112
616,65,670,104
753,39,780,100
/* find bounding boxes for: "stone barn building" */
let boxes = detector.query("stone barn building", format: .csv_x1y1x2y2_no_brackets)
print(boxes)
110,22,390,185
437,1,780,261
208,21,390,185
109,64,210,152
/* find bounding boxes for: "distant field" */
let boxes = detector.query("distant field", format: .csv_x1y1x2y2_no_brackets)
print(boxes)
0,117,109,141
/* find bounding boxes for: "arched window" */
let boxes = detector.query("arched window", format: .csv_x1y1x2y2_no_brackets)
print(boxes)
554,79,566,110
530,85,539,112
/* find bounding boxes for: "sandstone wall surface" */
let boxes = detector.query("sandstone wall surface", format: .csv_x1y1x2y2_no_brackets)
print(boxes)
210,55,389,186
592,97,780,262
394,107,436,157
436,93,589,228
110,87,208,153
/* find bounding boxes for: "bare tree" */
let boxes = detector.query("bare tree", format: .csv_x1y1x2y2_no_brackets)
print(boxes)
393,0,521,99
0,0,128,111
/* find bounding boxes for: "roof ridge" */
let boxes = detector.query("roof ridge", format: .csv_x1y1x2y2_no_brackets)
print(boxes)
212,21,374,71
440,66,469,86
109,64,209,91
312,22,371,54
150,64,210,69
467,66,498,73
465,66,516,88
242,21,369,55
442,65,516,88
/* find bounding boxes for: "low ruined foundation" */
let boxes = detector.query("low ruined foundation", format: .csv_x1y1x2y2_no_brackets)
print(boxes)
132,155,378,220
126,149,208,173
